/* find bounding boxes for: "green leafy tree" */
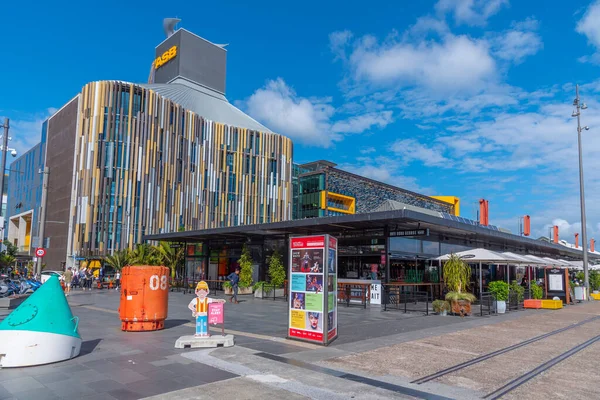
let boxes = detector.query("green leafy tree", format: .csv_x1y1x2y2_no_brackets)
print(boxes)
0,253,15,270
588,270,600,291
443,254,471,293
104,249,131,272
156,242,184,279
4,242,18,257
237,244,254,288
129,244,162,266
267,250,286,288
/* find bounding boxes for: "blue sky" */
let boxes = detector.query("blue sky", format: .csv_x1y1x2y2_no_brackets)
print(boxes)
3,0,600,241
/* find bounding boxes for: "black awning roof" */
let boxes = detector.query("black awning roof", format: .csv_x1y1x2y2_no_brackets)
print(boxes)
143,209,595,260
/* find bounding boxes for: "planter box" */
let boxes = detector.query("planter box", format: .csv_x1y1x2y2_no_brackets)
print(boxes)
254,288,285,298
224,287,253,296
524,299,543,309
450,300,472,316
541,299,563,309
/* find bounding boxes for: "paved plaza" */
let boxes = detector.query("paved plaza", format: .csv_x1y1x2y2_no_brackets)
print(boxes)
1,289,599,399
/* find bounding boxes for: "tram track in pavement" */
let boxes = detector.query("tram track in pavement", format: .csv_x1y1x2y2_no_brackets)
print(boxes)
411,314,600,385
483,333,600,399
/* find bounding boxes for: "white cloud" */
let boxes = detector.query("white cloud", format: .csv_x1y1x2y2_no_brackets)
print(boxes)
240,78,392,147
435,0,509,26
329,30,353,61
340,157,427,192
331,111,393,134
360,147,376,154
3,108,56,158
491,19,543,64
391,139,452,167
577,1,600,49
348,34,496,94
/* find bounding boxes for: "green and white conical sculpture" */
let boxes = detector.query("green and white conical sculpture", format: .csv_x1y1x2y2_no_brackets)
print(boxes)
0,275,81,367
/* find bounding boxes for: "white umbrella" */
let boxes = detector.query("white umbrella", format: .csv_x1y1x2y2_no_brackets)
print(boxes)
502,252,544,264
523,255,551,265
435,249,512,303
542,257,571,268
435,248,510,263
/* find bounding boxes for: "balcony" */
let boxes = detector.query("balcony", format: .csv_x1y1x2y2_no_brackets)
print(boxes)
15,246,31,256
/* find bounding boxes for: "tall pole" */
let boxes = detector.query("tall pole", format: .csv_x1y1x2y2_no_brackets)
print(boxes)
574,84,590,300
36,166,49,275
0,118,9,218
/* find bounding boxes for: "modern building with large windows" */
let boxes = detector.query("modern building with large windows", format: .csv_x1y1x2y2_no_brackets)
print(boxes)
294,160,456,218
7,25,293,270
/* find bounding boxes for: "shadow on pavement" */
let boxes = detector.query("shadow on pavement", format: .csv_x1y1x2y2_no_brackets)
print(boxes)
79,338,103,355
164,319,190,329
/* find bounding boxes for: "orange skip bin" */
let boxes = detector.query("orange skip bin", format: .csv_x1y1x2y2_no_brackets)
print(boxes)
119,266,170,331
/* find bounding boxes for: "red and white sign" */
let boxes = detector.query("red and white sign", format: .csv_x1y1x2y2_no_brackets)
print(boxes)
289,328,323,341
291,236,325,249
35,248,46,258
329,236,337,250
328,328,337,341
208,303,224,325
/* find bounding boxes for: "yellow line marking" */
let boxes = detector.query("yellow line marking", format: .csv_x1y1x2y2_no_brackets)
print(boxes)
74,304,321,349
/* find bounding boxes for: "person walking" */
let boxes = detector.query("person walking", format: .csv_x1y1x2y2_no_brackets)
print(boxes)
80,268,87,290
227,267,241,304
115,271,121,290
64,267,73,296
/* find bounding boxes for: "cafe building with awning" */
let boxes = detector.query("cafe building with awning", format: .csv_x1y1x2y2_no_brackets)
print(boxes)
143,205,597,288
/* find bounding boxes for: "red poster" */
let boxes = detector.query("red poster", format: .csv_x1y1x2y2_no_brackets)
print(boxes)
208,303,224,324
328,328,337,341
291,236,326,249
289,328,323,342
329,236,337,250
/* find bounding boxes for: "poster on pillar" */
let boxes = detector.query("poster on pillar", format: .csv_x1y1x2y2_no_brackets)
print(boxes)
288,234,338,345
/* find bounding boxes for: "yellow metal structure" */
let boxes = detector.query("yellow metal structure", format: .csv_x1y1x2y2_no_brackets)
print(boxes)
431,196,460,216
591,293,600,300
320,191,355,214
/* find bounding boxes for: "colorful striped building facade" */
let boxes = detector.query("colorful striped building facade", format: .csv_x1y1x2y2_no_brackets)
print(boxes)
73,81,293,257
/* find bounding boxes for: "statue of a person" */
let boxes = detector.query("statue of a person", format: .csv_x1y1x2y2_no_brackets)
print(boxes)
188,281,225,337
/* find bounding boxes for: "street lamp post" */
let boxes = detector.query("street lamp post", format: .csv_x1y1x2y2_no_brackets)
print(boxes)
572,84,590,300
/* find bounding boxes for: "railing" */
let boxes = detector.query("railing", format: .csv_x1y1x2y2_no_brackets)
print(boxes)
383,286,429,315
256,282,288,301
15,246,31,256
337,283,369,308
170,278,224,295
480,291,496,316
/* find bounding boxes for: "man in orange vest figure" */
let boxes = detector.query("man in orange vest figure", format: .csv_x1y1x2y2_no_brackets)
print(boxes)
188,281,225,337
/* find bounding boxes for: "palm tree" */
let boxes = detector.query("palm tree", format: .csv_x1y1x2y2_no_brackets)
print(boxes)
129,244,162,266
155,242,184,279
104,249,131,272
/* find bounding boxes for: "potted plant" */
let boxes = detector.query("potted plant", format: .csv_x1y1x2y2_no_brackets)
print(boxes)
432,299,450,316
530,282,543,299
488,281,509,314
224,245,254,295
443,254,476,316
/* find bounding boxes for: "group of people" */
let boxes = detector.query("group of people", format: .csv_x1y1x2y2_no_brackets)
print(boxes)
62,267,121,296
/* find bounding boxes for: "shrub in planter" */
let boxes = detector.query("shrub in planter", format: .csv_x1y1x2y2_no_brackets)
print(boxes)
445,292,477,315
510,281,525,303
432,299,450,315
488,281,509,314
530,282,543,299
443,254,476,315
238,244,254,290
267,250,286,288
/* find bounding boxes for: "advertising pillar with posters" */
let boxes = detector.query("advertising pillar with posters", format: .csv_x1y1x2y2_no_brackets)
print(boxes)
288,235,338,345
